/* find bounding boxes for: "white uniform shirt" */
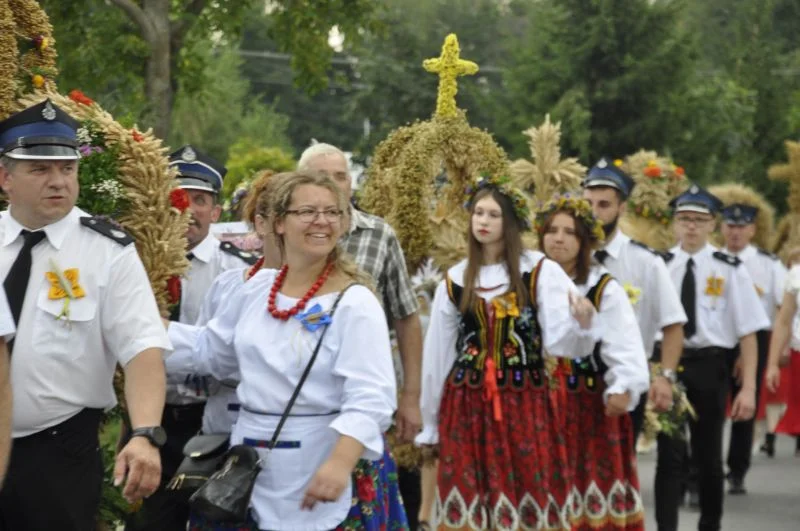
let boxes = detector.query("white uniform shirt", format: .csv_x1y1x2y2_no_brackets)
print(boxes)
416,250,603,445
168,233,256,405
0,287,14,342
725,244,786,327
784,265,800,350
600,231,687,356
165,270,397,529
577,266,649,409
0,208,171,437
666,243,769,349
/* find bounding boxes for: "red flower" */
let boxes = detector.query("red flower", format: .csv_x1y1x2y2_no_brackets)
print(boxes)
68,89,94,106
643,165,662,178
166,275,181,305
132,129,144,143
356,475,376,503
674,166,685,176
170,188,190,212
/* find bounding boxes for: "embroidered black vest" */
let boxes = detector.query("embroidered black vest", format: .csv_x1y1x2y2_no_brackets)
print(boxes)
445,260,547,390
563,272,612,393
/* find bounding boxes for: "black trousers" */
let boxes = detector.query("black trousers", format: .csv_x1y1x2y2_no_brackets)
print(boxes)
125,403,204,531
655,350,730,531
0,408,104,531
398,465,421,528
726,329,770,480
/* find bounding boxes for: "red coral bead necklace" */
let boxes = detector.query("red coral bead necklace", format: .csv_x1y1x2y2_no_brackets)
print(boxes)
268,261,335,320
246,256,265,281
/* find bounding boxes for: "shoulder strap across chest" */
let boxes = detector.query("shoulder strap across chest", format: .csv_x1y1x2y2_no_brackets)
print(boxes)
586,273,613,311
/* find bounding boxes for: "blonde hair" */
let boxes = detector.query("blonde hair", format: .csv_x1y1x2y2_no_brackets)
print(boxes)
241,169,277,226
269,170,373,290
297,142,347,171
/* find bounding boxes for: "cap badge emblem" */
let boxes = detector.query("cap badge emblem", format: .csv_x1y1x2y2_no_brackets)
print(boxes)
182,146,197,162
597,159,608,168
42,101,56,121
689,184,699,194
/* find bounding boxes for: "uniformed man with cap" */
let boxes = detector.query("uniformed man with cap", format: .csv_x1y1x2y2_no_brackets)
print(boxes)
655,184,768,531
719,203,786,494
0,100,170,530
582,158,687,442
126,145,257,530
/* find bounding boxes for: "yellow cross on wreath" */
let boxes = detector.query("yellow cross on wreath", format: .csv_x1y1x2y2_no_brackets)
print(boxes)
45,259,86,322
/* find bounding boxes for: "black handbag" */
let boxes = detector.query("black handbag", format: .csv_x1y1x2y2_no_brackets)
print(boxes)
166,433,230,492
188,284,358,523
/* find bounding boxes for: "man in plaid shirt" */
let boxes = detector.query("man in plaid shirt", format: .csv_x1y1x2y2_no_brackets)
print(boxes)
299,143,425,527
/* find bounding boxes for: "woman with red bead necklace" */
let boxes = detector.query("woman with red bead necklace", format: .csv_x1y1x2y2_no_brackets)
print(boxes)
168,171,398,530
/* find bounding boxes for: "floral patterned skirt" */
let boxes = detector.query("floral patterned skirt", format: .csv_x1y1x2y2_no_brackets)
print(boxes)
188,441,408,531
562,375,644,531
436,369,573,531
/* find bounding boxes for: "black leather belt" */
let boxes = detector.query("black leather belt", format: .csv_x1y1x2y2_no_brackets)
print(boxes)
682,346,730,359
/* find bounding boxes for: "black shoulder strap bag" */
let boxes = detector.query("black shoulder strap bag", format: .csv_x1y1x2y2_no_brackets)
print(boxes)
189,283,359,523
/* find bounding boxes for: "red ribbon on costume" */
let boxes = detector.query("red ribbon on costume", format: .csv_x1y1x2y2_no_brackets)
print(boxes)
484,356,503,422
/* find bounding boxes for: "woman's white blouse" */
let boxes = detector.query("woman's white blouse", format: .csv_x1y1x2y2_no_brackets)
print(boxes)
169,268,397,458
416,250,603,445
786,265,800,349
576,266,649,410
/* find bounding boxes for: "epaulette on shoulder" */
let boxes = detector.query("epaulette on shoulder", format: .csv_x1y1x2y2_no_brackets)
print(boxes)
630,239,660,256
220,241,258,265
713,251,741,267
80,216,134,246
659,251,675,263
757,247,779,260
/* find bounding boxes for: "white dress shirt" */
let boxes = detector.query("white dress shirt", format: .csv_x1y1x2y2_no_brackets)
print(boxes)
416,250,603,445
600,230,687,356
0,287,14,341
167,233,256,405
0,207,171,437
666,243,769,349
167,269,396,529
725,244,786,327
576,266,650,410
784,265,800,350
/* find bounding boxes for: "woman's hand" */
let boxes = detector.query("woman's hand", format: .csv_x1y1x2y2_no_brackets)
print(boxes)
766,364,782,393
301,456,352,510
568,290,595,330
605,392,631,417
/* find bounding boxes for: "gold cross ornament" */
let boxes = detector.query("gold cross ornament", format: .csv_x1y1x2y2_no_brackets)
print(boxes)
423,34,479,118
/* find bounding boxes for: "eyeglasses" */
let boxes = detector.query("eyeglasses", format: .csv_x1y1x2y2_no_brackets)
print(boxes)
286,208,343,223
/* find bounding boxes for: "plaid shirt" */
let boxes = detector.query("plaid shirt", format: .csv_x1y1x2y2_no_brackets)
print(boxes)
340,208,419,322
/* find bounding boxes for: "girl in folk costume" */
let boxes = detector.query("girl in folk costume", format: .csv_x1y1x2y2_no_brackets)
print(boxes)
536,195,649,531
766,247,800,456
416,175,602,531
165,170,404,530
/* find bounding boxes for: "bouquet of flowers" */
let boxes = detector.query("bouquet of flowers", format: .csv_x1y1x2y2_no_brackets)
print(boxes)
641,362,697,443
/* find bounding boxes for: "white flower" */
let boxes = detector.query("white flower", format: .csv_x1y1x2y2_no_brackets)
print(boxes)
90,180,124,200
76,127,92,144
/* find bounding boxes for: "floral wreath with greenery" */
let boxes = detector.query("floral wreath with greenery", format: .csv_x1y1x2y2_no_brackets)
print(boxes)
464,174,532,230
534,193,606,243
618,156,687,226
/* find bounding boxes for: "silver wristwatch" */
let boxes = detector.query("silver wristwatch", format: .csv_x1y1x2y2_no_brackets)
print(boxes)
658,368,678,384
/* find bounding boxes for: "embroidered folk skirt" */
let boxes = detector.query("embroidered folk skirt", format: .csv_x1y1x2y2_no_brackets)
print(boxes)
776,350,800,436
436,368,573,531
188,442,409,531
562,372,644,531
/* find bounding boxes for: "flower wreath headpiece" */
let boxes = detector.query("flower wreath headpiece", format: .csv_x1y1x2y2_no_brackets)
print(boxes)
534,193,606,244
464,174,532,230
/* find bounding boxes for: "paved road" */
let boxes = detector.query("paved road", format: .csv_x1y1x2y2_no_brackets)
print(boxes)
637,430,800,531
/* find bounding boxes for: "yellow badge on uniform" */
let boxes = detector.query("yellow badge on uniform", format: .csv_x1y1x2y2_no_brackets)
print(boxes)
623,282,641,306
45,259,86,322
705,276,724,297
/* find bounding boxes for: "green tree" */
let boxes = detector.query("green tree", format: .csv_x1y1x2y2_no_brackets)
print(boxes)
169,43,293,163
494,0,697,163
223,138,296,200
108,0,380,140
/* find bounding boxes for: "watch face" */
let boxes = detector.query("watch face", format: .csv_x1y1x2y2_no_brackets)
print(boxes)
152,426,168,447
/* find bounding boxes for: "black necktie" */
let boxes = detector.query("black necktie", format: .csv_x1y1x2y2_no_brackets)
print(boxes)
3,230,47,353
594,250,609,265
682,258,696,338
168,253,194,322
